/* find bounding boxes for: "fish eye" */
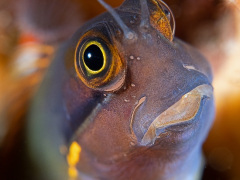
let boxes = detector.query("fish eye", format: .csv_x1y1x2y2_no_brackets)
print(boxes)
82,41,106,74
149,0,175,41
158,0,175,37
75,32,126,91
163,9,170,19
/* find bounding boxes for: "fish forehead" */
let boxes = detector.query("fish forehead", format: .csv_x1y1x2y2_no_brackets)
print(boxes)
70,0,173,44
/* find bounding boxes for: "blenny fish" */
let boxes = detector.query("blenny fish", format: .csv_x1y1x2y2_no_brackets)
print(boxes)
26,0,215,179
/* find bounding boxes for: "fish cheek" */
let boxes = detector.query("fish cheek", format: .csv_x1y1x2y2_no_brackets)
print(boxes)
63,80,94,137
77,101,137,163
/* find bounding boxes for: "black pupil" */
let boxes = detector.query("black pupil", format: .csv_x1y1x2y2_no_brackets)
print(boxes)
164,9,170,16
83,44,104,71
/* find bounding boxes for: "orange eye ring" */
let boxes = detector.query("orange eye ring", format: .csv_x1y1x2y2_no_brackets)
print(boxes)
74,31,126,92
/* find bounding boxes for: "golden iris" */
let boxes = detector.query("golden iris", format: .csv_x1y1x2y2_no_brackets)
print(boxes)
75,31,125,91
82,41,107,75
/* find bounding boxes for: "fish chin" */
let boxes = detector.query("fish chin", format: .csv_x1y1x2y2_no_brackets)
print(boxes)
140,84,213,146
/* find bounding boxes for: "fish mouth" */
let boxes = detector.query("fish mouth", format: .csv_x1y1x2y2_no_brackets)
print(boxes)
140,84,213,146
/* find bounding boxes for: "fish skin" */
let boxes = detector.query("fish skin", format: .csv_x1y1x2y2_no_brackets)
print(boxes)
27,1,215,180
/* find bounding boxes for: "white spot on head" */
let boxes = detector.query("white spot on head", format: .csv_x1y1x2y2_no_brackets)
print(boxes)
130,142,135,146
124,98,130,102
183,64,196,71
126,32,135,40
130,55,134,60
137,57,141,60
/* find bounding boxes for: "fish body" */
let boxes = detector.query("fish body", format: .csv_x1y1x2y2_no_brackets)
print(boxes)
28,0,215,179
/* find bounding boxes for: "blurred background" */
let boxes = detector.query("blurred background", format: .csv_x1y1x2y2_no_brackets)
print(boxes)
0,0,239,179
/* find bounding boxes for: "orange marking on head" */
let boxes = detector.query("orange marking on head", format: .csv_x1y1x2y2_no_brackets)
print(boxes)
67,141,82,178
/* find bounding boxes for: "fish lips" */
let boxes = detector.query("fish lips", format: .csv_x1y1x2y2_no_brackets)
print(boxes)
137,84,214,147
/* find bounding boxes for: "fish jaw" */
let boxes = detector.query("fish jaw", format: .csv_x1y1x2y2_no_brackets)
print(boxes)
140,84,213,146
